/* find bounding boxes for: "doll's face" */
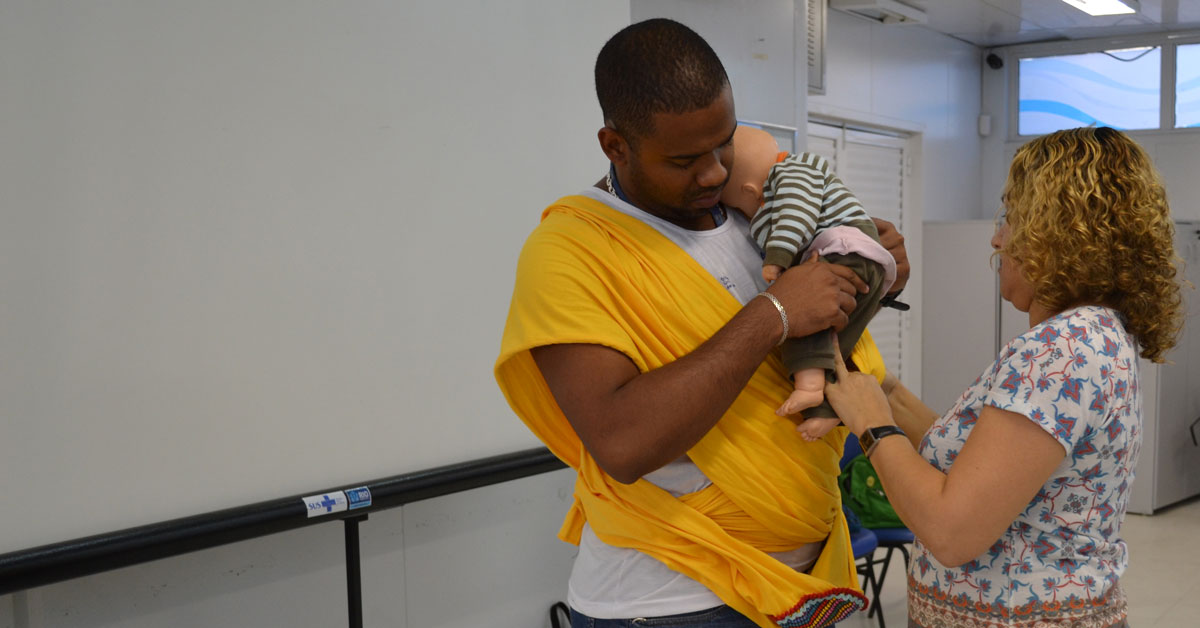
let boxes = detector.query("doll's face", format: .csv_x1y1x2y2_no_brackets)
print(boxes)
719,126,780,220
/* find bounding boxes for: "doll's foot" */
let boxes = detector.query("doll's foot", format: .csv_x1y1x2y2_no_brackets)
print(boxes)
775,388,824,417
796,416,839,442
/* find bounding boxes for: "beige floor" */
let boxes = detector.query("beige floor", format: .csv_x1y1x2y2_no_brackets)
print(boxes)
840,496,1200,628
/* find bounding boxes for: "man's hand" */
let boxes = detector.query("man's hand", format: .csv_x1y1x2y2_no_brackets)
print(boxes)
873,217,909,295
768,256,868,338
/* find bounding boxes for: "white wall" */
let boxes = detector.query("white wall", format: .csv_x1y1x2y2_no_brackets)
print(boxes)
7,469,577,628
979,46,1014,220
631,0,804,130
920,221,995,414
1143,135,1200,222
0,0,628,553
1,0,618,625
811,10,983,223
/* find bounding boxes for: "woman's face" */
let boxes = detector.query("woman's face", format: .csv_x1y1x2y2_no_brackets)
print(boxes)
991,216,1036,312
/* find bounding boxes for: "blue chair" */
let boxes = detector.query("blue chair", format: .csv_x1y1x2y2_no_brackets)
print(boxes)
841,434,912,628
844,506,883,627
866,526,914,626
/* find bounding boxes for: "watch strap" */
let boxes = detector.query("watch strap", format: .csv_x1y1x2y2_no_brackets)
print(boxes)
859,425,906,458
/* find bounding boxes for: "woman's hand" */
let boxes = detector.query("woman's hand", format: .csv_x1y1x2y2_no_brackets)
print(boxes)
825,334,896,437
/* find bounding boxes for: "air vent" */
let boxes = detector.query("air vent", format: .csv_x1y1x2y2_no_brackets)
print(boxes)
807,0,826,94
829,0,928,25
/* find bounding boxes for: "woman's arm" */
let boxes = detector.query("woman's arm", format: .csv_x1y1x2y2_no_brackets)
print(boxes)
826,338,1065,567
880,373,939,449
863,406,1064,566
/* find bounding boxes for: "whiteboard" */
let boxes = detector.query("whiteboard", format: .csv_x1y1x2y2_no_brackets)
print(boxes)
0,0,628,554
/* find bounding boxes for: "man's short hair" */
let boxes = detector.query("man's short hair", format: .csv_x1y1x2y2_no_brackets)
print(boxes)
595,18,730,141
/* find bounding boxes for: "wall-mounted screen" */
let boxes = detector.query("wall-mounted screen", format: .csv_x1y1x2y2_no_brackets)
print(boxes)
1018,47,1160,135
1177,43,1200,128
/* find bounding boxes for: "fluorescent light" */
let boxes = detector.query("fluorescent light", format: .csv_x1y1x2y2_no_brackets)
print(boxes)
1106,46,1153,54
1060,0,1139,16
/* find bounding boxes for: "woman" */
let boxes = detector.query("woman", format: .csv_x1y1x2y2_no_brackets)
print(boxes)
826,127,1184,627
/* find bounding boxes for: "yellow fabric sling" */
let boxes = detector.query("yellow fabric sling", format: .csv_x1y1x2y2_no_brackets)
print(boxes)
495,195,887,628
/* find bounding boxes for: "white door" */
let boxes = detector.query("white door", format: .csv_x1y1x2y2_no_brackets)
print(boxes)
806,121,920,390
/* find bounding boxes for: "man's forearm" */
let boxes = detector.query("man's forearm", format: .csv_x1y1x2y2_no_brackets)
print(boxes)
548,295,784,483
535,259,865,483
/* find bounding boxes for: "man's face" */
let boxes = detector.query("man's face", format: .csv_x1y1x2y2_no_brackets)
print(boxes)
618,86,736,230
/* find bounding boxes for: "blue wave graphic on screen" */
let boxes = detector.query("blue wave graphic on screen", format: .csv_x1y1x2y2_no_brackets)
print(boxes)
1174,44,1199,127
1180,75,1200,92
1019,52,1162,133
1019,100,1116,129
1028,59,1159,94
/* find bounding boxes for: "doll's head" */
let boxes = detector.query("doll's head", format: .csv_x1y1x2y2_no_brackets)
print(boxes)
721,125,781,219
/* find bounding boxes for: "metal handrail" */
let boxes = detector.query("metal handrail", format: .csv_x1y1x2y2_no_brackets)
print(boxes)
0,446,567,626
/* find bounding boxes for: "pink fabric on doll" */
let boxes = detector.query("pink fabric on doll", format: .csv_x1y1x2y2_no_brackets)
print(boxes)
802,226,897,294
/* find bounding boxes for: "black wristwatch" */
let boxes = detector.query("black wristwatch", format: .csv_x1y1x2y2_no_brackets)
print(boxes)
859,425,906,458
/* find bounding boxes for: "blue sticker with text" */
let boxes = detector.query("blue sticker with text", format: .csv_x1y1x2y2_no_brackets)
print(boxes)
345,487,372,510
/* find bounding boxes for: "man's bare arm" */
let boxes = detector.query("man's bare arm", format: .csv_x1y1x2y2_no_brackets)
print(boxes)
532,258,866,483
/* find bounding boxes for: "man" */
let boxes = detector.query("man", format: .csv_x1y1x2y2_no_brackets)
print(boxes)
495,18,910,628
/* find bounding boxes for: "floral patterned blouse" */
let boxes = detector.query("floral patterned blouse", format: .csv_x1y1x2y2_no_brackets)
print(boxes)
908,306,1138,627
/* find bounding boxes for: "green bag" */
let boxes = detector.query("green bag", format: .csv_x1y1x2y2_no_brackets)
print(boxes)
839,454,904,528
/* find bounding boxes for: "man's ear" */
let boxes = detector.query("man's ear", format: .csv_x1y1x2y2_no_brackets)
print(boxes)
598,126,630,166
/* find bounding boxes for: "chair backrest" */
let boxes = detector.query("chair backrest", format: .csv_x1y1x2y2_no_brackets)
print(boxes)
849,526,879,558
841,432,863,470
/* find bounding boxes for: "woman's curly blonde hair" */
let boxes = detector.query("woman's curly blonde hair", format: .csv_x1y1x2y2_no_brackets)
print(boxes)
1001,126,1184,362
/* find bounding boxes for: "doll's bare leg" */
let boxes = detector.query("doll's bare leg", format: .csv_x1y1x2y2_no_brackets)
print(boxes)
762,264,784,283
775,368,826,417
796,416,839,442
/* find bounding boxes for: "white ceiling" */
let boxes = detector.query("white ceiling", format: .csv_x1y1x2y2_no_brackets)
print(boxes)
870,0,1200,48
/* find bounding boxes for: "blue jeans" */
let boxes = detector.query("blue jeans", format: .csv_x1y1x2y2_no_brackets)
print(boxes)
569,605,760,627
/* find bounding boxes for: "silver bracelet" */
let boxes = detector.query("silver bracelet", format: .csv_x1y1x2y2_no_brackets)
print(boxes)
756,292,788,346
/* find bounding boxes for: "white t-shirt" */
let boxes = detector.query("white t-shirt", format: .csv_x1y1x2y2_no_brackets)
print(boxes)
568,188,822,618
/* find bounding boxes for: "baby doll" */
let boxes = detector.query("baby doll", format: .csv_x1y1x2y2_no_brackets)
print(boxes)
722,126,897,440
